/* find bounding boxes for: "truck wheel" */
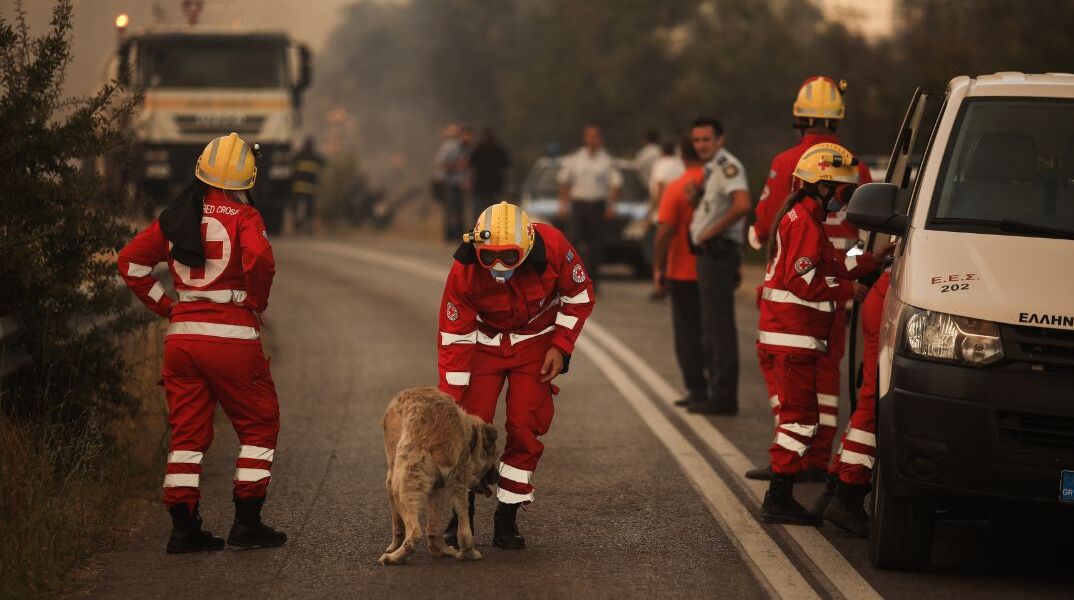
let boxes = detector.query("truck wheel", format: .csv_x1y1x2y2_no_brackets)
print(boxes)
869,462,935,570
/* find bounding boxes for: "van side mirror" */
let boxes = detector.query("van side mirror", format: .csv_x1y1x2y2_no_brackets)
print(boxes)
847,183,909,236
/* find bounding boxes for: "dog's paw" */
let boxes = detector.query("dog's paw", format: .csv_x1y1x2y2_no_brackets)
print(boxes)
429,544,460,558
458,548,483,561
379,553,406,566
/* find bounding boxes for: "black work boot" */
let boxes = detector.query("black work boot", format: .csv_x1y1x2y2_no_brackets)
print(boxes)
810,474,838,516
166,502,225,554
444,491,476,548
227,496,287,549
493,501,526,549
745,463,810,483
823,482,871,537
761,475,822,525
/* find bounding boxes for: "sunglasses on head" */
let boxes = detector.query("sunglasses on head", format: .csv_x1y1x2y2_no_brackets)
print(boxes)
477,246,523,269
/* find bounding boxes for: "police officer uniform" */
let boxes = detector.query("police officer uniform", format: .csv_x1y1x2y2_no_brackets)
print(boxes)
688,148,749,414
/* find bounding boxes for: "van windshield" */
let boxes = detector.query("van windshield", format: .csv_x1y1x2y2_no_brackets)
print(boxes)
928,98,1074,239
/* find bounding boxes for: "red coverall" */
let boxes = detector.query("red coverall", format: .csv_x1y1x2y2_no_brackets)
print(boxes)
831,271,890,485
751,133,872,469
118,188,279,509
759,195,880,475
438,224,595,504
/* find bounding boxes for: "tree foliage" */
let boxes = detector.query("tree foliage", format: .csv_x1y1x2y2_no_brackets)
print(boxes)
0,0,143,425
312,0,1074,192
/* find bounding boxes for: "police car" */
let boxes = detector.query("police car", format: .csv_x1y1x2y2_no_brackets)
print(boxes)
519,157,652,276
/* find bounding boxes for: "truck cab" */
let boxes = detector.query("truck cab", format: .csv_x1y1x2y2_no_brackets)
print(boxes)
848,72,1074,570
114,27,312,232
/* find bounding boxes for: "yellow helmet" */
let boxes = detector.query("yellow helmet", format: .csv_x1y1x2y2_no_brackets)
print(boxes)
793,76,847,122
465,201,535,271
195,132,258,190
793,142,860,185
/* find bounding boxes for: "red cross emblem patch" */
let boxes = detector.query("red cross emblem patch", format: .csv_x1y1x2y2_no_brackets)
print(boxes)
794,256,815,275
445,301,459,322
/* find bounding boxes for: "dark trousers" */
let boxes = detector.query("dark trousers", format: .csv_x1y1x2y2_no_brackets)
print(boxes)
566,200,606,286
669,279,706,399
696,245,741,409
443,184,465,243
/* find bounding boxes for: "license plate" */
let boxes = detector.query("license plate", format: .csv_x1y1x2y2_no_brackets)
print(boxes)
1062,470,1074,503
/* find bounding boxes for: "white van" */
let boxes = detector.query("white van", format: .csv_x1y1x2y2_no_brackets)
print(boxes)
847,72,1074,570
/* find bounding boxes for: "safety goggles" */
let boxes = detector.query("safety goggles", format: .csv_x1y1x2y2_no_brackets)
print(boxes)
477,246,524,269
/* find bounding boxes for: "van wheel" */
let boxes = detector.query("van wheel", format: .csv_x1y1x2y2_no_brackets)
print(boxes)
869,462,935,570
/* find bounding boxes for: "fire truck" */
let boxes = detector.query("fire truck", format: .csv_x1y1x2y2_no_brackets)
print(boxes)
110,15,311,233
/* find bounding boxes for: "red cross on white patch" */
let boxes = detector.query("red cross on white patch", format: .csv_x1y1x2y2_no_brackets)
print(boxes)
173,216,232,287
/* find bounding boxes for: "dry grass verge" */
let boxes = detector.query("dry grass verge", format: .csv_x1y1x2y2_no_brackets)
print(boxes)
0,324,168,599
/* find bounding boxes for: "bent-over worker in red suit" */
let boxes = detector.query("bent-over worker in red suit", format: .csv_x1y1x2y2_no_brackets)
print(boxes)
438,201,595,549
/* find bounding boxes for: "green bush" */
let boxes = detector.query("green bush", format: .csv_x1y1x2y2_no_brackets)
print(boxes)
0,0,145,426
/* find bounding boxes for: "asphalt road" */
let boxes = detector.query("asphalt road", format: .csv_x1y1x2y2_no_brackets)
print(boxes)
84,233,1074,600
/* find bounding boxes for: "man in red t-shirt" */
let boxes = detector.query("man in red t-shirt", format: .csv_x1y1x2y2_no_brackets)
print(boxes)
653,137,707,407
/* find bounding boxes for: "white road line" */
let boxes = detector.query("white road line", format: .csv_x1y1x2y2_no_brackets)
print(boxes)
576,338,820,600
301,240,827,599
583,322,883,600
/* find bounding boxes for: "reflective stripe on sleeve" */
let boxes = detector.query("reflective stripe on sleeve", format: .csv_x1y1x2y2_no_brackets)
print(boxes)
166,321,260,340
845,255,859,271
496,487,534,504
445,371,471,386
768,395,779,409
238,445,275,461
757,330,828,352
441,330,477,345
560,289,591,305
167,450,204,464
775,432,809,456
234,468,271,482
819,413,838,427
127,263,153,278
477,331,502,346
555,312,579,329
817,393,839,408
801,269,816,285
163,473,200,488
149,281,165,302
839,449,875,468
498,462,533,484
761,288,836,312
845,428,876,447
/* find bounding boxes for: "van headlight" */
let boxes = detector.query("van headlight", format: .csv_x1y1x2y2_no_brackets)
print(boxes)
897,304,1004,367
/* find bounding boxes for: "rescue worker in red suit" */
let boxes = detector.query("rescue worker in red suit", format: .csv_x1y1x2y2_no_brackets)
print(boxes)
746,77,873,482
118,133,286,553
823,270,890,535
438,201,595,549
758,143,887,524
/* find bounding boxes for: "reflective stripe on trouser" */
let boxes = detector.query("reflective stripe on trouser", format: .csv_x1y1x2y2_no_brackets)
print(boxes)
161,338,280,508
805,307,845,471
832,272,888,485
456,340,553,504
769,351,822,475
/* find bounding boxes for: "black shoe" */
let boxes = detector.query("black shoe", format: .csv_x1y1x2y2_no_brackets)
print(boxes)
227,496,287,549
444,491,476,548
744,464,813,483
687,402,738,416
823,482,870,537
810,474,838,516
674,393,704,407
166,503,225,554
760,475,822,525
492,501,526,550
